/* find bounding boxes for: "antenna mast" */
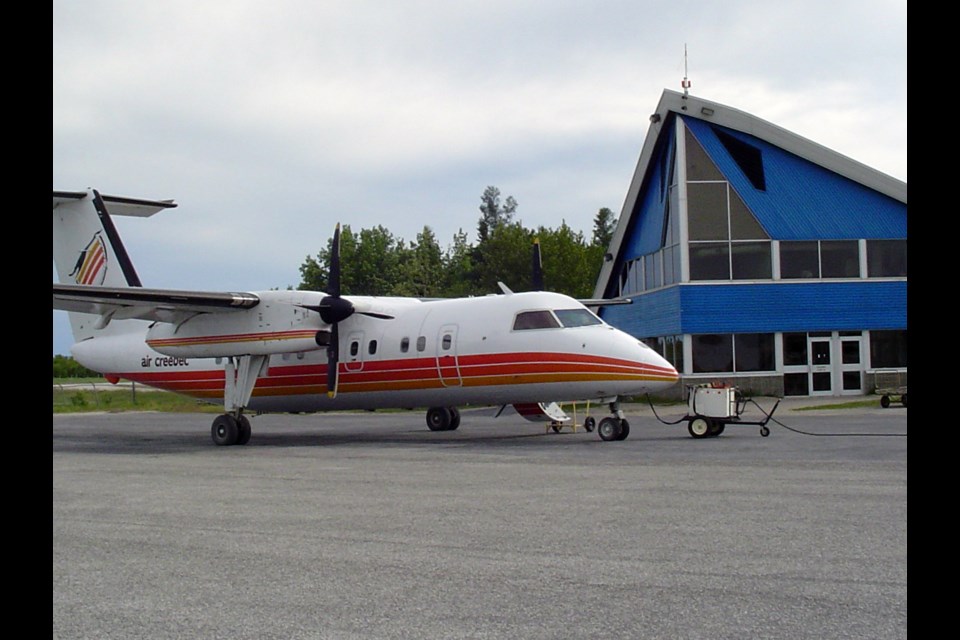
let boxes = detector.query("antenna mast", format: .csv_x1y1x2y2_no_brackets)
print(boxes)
681,44,691,95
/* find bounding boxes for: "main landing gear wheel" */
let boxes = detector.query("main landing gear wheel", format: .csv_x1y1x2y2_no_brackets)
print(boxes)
212,414,239,446
237,415,252,445
598,417,630,441
426,406,460,431
615,419,630,441
688,417,712,439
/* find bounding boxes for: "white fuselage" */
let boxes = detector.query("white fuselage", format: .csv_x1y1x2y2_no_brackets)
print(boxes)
71,290,679,412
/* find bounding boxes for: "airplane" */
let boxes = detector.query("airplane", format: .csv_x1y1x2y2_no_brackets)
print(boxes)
53,188,680,446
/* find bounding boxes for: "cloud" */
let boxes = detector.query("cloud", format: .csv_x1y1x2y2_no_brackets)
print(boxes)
53,0,906,355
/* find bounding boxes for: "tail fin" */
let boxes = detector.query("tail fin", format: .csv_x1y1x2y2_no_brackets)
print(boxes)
53,189,177,340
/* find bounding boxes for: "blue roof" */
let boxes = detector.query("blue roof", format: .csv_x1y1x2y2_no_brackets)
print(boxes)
683,117,906,240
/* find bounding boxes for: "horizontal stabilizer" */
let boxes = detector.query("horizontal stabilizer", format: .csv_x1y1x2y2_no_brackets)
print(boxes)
53,191,177,217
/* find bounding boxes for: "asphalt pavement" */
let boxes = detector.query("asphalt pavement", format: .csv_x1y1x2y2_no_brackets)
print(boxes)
53,401,908,639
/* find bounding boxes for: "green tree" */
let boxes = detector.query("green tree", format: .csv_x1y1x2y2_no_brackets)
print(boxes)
592,207,618,248
535,222,597,298
404,226,445,298
442,228,478,297
474,221,533,294
477,186,518,243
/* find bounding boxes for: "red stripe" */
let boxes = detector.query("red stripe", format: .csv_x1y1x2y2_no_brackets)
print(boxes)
113,350,676,399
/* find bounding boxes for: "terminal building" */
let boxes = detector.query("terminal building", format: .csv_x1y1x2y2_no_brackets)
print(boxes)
594,90,907,398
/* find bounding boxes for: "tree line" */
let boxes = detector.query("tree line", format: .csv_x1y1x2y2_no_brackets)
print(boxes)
298,186,617,299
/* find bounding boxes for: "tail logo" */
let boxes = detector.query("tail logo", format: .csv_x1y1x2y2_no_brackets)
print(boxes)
69,232,108,285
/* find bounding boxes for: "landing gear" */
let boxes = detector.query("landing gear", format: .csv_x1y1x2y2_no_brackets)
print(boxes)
211,355,268,446
426,406,460,431
596,399,630,441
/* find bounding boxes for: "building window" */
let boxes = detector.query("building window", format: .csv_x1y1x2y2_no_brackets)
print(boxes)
731,242,772,279
734,333,775,371
780,241,820,278
780,240,860,279
783,332,808,366
820,241,860,278
867,240,907,277
692,333,775,373
870,330,907,368
692,334,733,373
687,178,769,282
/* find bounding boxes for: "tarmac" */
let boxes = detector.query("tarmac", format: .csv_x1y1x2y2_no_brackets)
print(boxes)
53,398,908,639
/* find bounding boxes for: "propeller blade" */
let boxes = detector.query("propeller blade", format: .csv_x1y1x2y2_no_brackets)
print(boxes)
328,223,341,297
531,238,543,291
327,322,339,398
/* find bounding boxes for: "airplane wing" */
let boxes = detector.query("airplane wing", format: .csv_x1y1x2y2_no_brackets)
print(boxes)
53,283,260,324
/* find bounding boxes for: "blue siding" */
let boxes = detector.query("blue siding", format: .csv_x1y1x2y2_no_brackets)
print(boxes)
622,127,676,259
602,281,906,337
601,287,682,337
683,118,906,240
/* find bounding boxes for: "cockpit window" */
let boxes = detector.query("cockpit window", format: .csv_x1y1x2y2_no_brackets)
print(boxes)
554,308,603,328
513,310,561,330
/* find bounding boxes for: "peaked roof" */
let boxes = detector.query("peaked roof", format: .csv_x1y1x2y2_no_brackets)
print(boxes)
594,89,907,297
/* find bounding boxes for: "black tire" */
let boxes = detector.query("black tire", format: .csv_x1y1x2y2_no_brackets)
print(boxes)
551,423,562,433
448,407,461,430
760,426,770,437
707,420,723,437
598,417,622,441
426,406,452,431
880,395,891,408
688,417,711,439
212,414,239,446
615,419,630,441
237,415,252,445
583,417,596,432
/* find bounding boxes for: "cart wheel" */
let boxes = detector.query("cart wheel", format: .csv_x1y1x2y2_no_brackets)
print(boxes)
707,420,723,437
901,394,907,408
551,423,562,433
583,416,596,432
880,395,890,408
688,417,711,439
760,426,770,437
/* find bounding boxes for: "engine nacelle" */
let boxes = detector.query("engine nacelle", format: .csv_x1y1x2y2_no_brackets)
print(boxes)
145,290,329,358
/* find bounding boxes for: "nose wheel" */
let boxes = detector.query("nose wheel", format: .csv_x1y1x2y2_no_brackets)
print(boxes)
597,417,630,441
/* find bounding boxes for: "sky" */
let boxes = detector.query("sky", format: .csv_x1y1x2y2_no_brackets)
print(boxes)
53,0,907,356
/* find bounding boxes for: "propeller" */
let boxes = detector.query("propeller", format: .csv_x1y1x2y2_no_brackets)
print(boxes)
308,224,393,398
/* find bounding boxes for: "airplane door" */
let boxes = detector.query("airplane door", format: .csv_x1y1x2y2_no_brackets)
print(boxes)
436,324,461,387
809,335,832,395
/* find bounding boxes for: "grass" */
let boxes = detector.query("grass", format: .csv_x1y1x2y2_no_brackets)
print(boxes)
53,382,220,414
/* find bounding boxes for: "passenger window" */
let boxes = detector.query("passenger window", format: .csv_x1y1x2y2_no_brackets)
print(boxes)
416,336,427,352
400,337,410,353
513,310,561,330
368,340,378,355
